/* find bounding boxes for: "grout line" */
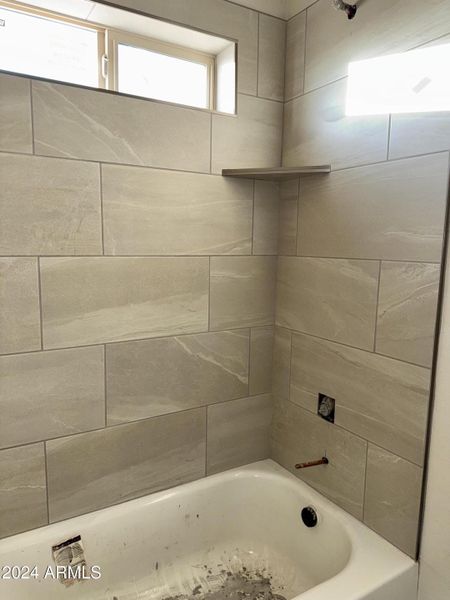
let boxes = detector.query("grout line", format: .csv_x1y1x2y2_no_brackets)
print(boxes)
295,177,301,255
287,329,293,403
0,253,280,259
284,398,425,469
301,6,308,96
372,261,382,352
204,406,209,476
251,180,256,255
0,325,272,359
0,391,267,456
1,147,449,179
99,164,105,255
256,12,260,96
103,344,107,427
386,114,392,161
362,441,369,521
285,327,433,370
36,257,44,350
209,112,213,173
286,0,319,23
222,0,287,21
43,441,50,524
207,256,211,331
248,327,252,394
29,79,35,155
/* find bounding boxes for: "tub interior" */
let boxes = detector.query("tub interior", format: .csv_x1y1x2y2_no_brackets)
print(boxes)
0,468,352,600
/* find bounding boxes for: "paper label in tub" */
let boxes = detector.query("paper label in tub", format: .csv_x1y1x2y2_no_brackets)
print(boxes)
51,535,87,587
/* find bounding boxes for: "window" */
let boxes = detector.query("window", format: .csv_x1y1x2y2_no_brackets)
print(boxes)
346,43,450,116
107,30,214,110
0,3,103,88
0,0,236,113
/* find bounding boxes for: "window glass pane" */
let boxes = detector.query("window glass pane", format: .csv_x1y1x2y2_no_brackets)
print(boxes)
118,43,209,109
0,6,98,87
346,43,450,116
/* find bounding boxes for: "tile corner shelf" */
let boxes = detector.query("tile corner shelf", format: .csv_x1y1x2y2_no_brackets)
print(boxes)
221,166,331,180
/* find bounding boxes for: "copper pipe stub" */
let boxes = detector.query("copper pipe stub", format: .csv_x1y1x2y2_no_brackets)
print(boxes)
295,457,329,470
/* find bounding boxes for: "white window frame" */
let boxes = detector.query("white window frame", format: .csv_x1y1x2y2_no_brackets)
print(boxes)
106,28,216,110
0,0,217,110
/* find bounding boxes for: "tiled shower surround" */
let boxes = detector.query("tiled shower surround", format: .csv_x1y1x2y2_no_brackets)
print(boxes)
0,0,449,562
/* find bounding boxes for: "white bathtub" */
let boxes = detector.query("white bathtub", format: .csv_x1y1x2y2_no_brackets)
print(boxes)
0,460,417,600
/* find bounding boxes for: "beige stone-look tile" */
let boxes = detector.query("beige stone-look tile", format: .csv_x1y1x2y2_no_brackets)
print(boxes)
0,346,104,449
102,164,253,255
272,327,291,402
285,11,306,101
304,0,450,92
276,257,379,350
253,181,279,255
40,257,209,349
33,81,211,172
47,408,206,522
207,394,272,475
212,94,283,174
210,256,276,330
290,333,430,465
0,444,47,539
364,444,423,557
258,14,285,101
297,154,449,262
106,330,249,425
271,399,367,518
390,112,450,160
249,326,274,395
282,79,389,170
278,179,298,256
95,0,258,95
0,258,41,354
376,262,440,367
0,153,102,255
0,74,32,154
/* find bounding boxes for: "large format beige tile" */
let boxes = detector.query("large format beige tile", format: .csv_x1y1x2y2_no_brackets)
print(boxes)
0,444,47,539
33,81,211,172
258,14,285,101
47,408,206,521
207,394,272,475
278,179,298,256
376,262,440,367
106,330,249,424
276,257,379,350
284,11,306,101
253,181,279,255
272,327,291,402
297,154,449,262
290,333,430,465
364,444,423,557
210,256,276,330
390,112,450,160
249,326,274,395
271,399,367,518
304,0,450,92
0,346,104,449
40,257,209,348
282,79,389,170
0,258,40,354
102,164,252,255
212,94,283,173
94,0,258,95
0,154,102,255
0,74,32,154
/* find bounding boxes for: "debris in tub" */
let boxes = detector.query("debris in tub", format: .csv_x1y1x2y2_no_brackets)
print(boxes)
160,567,287,600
